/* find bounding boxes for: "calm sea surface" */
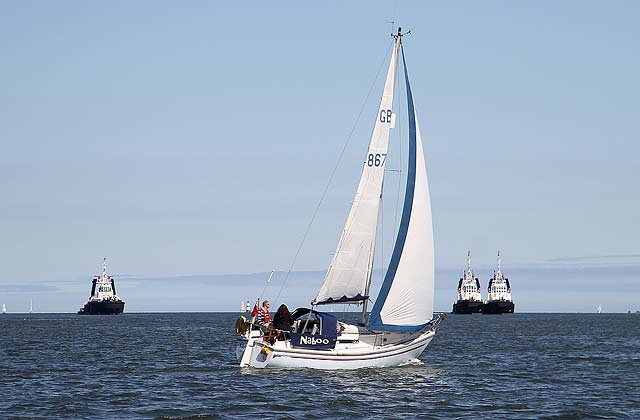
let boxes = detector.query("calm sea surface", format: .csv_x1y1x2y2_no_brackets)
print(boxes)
1,313,639,419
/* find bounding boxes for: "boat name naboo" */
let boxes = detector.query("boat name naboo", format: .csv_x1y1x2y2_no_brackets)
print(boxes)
299,336,330,346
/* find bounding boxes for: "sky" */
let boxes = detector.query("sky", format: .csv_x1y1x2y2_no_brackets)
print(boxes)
1,1,639,312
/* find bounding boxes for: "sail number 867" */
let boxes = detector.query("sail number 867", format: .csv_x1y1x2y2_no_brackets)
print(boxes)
366,153,387,167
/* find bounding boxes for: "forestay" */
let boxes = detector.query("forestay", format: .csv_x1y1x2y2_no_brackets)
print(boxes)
313,37,401,305
367,46,435,331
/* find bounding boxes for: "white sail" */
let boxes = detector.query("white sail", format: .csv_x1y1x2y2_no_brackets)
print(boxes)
313,37,400,305
368,48,434,331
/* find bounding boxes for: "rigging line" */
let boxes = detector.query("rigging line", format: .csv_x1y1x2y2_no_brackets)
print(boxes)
273,41,395,308
258,270,275,302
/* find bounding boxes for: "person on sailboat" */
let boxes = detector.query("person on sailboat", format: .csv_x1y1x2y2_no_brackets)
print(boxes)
273,304,294,333
252,300,271,330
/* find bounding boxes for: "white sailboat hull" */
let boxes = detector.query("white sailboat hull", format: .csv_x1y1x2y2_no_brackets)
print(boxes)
238,326,435,370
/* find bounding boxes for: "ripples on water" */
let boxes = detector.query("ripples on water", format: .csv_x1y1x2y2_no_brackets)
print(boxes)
1,313,639,419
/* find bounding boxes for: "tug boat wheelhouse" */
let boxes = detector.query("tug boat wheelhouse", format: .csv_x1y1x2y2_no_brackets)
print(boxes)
78,258,125,315
452,251,483,314
483,252,514,314
235,28,443,369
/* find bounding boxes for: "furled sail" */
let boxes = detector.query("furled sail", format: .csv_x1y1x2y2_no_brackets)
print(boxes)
312,37,400,305
368,45,434,331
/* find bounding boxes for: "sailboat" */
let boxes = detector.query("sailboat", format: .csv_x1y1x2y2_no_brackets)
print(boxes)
236,28,443,369
29,299,33,314
2,304,6,314
241,301,246,313
597,304,602,314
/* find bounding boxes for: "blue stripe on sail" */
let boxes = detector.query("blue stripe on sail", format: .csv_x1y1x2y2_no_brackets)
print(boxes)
368,45,420,332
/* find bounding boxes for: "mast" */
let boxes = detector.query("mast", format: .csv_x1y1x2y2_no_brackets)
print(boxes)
359,241,376,325
358,28,405,325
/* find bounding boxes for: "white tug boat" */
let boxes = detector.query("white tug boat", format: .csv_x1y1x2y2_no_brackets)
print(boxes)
452,251,483,314
483,251,515,314
236,28,443,369
78,258,125,315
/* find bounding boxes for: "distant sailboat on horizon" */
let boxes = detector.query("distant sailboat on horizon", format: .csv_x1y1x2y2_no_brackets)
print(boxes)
29,299,33,314
597,304,602,314
2,304,6,314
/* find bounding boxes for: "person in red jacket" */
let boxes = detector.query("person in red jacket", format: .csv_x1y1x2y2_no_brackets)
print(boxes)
252,300,271,330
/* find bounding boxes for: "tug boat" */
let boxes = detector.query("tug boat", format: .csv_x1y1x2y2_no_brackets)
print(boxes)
483,251,514,314
78,258,125,315
452,251,483,314
235,28,443,369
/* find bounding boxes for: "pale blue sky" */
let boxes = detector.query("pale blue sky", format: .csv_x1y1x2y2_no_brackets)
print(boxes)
1,1,639,312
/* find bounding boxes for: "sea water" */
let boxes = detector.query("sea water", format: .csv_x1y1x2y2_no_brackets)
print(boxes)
1,313,638,419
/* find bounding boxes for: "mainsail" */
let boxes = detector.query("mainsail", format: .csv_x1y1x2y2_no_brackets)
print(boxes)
313,36,401,305
368,45,435,331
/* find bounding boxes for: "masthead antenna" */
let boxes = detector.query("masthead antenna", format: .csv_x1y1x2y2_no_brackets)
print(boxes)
392,26,411,40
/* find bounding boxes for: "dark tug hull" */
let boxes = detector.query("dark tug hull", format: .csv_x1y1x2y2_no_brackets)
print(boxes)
483,300,514,315
452,300,483,314
78,300,125,315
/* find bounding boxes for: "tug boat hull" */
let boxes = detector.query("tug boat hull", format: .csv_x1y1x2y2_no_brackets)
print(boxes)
452,300,483,314
482,300,514,315
78,300,124,315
